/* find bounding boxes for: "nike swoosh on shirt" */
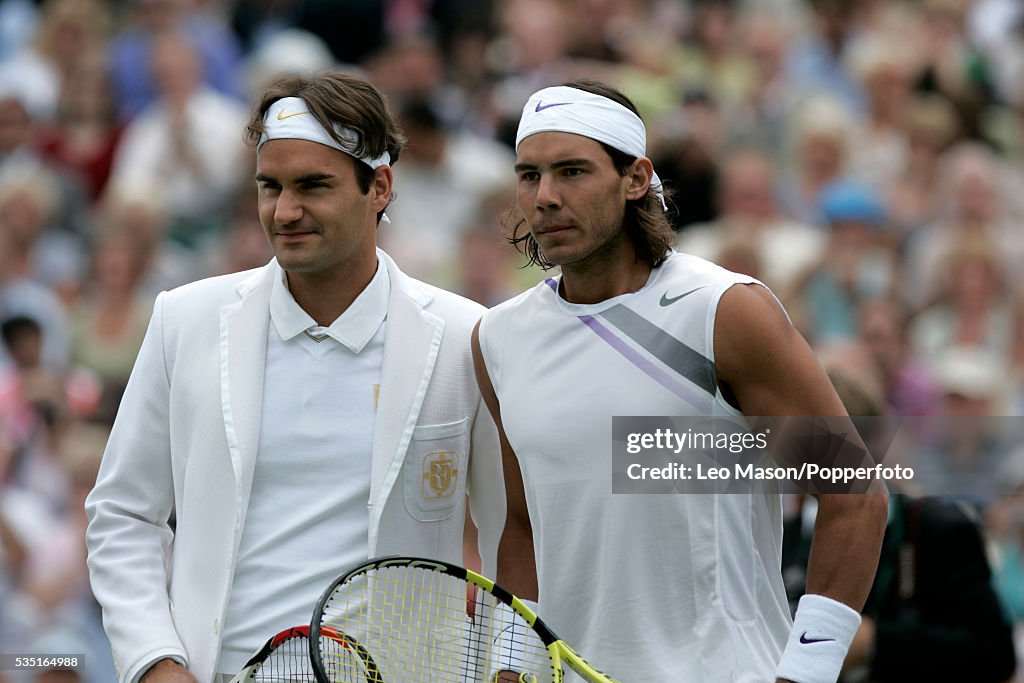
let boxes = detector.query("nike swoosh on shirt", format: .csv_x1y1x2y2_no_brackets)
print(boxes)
799,633,836,645
659,287,707,307
534,101,571,112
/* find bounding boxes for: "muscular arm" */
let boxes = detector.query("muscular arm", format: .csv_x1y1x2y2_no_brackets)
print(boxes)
471,321,538,600
715,284,888,611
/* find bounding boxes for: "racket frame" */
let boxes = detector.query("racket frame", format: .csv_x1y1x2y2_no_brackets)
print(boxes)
309,556,621,683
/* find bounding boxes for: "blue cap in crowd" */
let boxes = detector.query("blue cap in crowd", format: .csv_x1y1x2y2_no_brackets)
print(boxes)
819,179,886,228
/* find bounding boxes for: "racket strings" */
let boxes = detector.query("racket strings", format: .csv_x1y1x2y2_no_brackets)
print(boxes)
249,631,317,681
317,565,557,682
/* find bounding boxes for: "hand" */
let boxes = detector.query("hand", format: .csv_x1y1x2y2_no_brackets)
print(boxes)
140,659,197,682
843,616,876,671
493,671,521,683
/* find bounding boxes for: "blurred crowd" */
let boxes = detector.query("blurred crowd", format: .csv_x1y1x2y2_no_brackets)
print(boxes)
0,0,1023,681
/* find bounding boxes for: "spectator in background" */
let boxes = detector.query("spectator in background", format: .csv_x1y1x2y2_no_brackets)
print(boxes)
912,345,1011,507
0,442,56,678
847,482,1017,682
778,95,854,226
105,30,249,247
723,9,802,157
0,192,72,373
0,78,92,240
382,98,513,288
915,0,995,143
785,0,867,117
68,230,153,424
909,239,1015,364
0,0,111,123
0,169,85,303
905,141,1023,309
363,34,453,120
858,298,942,418
988,446,1024,624
791,179,896,345
0,314,70,512
206,184,274,278
0,0,39,64
677,147,823,299
96,196,198,297
651,88,722,230
845,31,919,192
883,94,960,238
455,221,519,308
21,420,115,683
242,28,335,100
35,49,123,204
488,0,578,146
674,0,755,114
108,0,243,121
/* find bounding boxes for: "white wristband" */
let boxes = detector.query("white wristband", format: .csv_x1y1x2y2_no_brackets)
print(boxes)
488,599,539,680
776,594,861,683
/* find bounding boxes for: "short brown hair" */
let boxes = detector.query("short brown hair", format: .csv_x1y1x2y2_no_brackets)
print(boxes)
246,70,406,194
505,79,676,270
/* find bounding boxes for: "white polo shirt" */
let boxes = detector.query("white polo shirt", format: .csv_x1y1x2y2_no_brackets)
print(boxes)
219,261,389,673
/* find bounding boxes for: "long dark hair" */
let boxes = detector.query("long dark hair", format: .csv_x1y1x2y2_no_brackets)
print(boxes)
505,79,675,270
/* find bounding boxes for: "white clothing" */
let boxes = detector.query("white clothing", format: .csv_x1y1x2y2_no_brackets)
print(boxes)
107,87,248,221
478,252,791,682
85,250,505,683
218,264,389,671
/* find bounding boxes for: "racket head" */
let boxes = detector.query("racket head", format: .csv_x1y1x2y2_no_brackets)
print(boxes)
229,624,379,683
229,625,316,682
310,556,561,683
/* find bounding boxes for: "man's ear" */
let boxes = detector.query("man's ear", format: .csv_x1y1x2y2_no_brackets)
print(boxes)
370,165,394,213
625,157,654,201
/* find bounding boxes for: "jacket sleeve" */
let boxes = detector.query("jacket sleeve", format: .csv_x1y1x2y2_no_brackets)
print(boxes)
870,498,1017,682
85,292,188,683
467,394,505,580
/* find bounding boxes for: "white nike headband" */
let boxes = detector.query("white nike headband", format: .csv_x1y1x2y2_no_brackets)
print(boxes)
259,97,391,170
515,85,666,210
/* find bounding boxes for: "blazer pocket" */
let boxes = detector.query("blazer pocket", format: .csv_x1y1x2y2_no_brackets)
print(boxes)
403,418,469,521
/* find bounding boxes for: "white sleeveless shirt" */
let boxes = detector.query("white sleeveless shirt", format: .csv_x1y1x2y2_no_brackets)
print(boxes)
478,252,791,682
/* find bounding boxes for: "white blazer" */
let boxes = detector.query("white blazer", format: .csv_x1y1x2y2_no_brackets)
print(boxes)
85,251,504,683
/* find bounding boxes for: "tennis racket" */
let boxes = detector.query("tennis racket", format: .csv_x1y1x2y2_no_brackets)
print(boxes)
229,624,382,682
310,556,622,683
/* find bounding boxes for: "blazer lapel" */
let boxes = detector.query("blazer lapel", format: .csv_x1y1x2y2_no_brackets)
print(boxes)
369,254,444,528
220,264,273,506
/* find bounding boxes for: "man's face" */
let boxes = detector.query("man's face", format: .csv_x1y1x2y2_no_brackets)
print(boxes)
256,138,386,282
514,132,634,267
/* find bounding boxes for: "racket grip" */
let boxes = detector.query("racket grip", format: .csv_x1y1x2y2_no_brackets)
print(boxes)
487,600,539,680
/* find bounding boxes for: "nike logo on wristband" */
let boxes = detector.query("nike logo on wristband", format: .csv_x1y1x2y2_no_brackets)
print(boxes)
799,632,835,645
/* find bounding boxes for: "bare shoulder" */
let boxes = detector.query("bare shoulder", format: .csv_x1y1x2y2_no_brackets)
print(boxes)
714,283,844,416
714,283,794,382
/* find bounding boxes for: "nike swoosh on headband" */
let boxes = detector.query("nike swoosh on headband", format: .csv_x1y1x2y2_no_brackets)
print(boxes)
277,109,308,120
535,101,571,112
659,287,707,307
799,633,836,645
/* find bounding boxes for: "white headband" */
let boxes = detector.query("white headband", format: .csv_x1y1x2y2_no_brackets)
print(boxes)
515,86,666,210
259,96,392,222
